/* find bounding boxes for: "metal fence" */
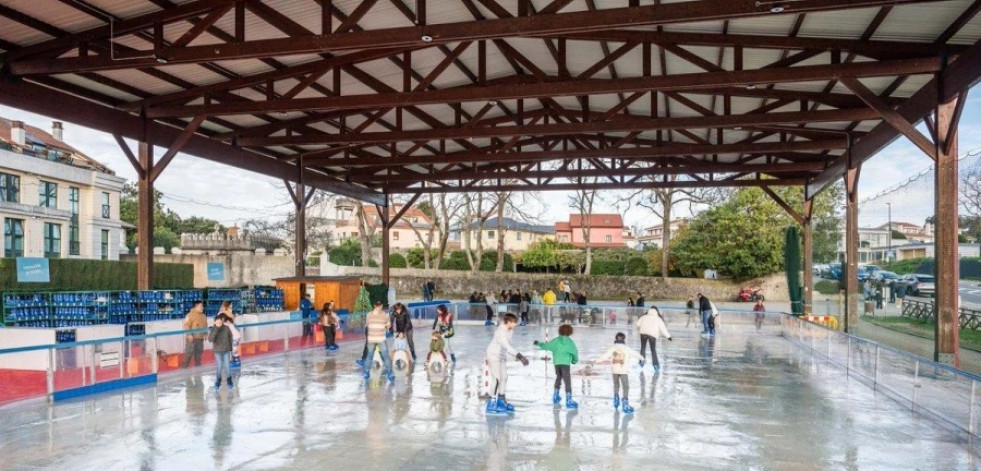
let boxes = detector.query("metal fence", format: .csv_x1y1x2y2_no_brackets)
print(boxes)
0,314,365,406
901,299,981,331
785,314,981,438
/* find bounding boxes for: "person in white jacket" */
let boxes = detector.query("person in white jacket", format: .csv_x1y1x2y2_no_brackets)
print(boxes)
636,306,672,373
485,313,529,414
594,332,644,413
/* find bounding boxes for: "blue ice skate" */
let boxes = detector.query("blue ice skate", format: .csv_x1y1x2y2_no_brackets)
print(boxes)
613,395,620,409
486,398,505,415
497,396,516,413
621,399,635,414
565,395,579,410
553,389,561,405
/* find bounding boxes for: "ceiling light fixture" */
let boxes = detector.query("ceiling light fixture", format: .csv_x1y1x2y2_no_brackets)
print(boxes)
770,5,785,13
154,55,168,64
421,35,434,43
734,126,743,131
746,84,757,90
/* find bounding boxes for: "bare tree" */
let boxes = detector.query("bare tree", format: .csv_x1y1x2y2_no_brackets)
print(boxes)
963,164,981,219
435,193,466,268
464,192,495,272
356,204,379,267
569,180,599,275
397,194,439,270
621,174,724,279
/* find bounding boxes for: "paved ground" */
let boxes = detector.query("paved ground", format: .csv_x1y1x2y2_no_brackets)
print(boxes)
1,323,979,470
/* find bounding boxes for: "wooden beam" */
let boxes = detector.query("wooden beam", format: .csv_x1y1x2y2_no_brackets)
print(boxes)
149,115,205,182
144,57,941,118
113,134,145,179
934,94,961,366
761,186,804,224
390,193,422,225
840,76,936,160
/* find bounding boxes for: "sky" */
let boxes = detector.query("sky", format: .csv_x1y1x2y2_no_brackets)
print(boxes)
1,87,978,231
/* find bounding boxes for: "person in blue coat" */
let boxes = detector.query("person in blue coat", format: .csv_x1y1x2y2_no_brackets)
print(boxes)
301,293,315,344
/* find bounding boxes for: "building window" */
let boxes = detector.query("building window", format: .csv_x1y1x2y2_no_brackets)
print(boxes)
4,219,24,258
393,231,400,241
44,223,61,258
101,230,109,260
488,231,495,239
39,181,57,208
516,232,522,241
0,173,19,203
101,192,111,218
69,187,80,255
605,235,613,243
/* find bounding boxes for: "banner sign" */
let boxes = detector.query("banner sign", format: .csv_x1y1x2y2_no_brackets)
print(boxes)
17,258,50,283
207,262,226,281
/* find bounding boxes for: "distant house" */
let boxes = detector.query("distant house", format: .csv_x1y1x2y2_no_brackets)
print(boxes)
637,218,689,249
450,217,555,252
555,214,627,248
877,221,934,243
328,198,439,250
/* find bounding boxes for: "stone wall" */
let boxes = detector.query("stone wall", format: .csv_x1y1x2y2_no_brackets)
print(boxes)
122,252,294,288
324,263,789,302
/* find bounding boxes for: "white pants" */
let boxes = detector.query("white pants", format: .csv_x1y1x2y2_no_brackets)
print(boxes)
488,358,508,397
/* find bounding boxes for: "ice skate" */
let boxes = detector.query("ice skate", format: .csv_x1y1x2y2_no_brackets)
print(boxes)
621,399,635,414
613,395,620,409
552,389,561,405
565,395,579,410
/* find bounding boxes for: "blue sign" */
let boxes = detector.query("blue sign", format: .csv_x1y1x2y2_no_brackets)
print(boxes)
206,263,226,281
17,258,50,283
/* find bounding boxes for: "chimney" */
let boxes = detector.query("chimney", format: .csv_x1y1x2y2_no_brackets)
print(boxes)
51,121,63,141
10,121,25,146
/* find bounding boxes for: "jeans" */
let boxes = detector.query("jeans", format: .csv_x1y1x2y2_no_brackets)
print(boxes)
181,338,204,368
324,326,336,348
554,365,572,393
639,334,658,366
701,310,713,334
215,351,231,381
363,341,393,374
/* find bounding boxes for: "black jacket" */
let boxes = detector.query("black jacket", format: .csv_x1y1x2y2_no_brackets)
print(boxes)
635,297,645,307
699,296,712,312
391,312,413,332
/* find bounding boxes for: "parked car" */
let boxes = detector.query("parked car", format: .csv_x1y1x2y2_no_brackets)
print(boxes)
902,274,937,297
826,264,842,280
872,271,901,286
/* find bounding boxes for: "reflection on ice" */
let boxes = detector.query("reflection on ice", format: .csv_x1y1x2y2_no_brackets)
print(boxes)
0,324,979,470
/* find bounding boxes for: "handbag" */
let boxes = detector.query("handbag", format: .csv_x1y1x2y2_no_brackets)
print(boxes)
444,327,455,338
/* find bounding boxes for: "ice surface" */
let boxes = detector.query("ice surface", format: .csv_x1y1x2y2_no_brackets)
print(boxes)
0,324,978,470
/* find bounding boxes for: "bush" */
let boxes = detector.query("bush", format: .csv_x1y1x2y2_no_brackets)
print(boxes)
439,251,471,270
479,252,514,272
625,257,649,276
329,239,362,266
365,283,389,307
406,248,438,268
389,253,407,268
0,259,193,291
590,260,625,276
814,280,841,295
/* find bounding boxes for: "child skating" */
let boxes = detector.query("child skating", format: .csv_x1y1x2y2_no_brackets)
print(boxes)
432,304,456,364
533,324,580,409
636,306,672,373
595,332,644,413
485,313,529,414
427,330,448,371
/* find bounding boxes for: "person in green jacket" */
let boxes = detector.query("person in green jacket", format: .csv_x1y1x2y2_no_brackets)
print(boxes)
534,324,580,409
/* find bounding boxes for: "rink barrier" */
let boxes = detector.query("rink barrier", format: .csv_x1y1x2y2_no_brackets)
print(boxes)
0,314,366,406
782,313,981,439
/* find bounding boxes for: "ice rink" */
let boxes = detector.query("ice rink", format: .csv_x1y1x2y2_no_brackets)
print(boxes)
1,322,979,470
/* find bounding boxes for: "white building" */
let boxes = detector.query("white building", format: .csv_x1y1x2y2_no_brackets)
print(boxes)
0,119,127,260
638,218,689,249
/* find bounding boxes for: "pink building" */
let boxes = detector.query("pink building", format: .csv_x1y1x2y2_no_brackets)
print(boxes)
555,214,627,248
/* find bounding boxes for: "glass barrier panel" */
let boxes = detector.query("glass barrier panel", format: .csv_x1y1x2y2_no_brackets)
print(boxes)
0,349,50,405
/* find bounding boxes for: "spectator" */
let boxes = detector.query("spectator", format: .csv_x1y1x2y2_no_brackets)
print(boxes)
563,279,573,303
485,292,498,325
543,288,557,324
697,293,713,337
685,296,696,328
627,296,635,307
427,280,436,301
300,293,315,344
519,293,530,326
180,300,207,368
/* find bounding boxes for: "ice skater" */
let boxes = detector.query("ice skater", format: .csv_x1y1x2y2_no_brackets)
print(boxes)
426,330,448,369
432,304,456,364
208,313,235,391
391,332,413,371
319,302,340,352
753,299,766,332
594,332,644,413
361,301,394,382
636,307,672,373
485,313,529,414
390,302,416,361
533,324,580,409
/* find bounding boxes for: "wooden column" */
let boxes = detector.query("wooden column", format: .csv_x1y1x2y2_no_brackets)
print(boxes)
293,159,307,278
935,92,963,366
802,198,814,315
381,197,391,287
844,165,860,333
137,142,154,290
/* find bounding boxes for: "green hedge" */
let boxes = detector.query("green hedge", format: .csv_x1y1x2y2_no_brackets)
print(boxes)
479,252,515,272
439,251,470,270
625,257,649,276
884,257,981,279
389,253,408,268
814,280,841,295
365,283,389,307
590,260,625,276
0,258,193,291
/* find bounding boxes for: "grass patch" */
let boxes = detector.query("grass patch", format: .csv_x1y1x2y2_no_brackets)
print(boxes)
861,315,981,351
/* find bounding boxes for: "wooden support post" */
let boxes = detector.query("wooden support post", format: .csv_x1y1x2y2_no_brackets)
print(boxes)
935,93,962,366
803,198,814,315
381,196,391,287
137,142,154,290
294,159,307,278
844,164,860,332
